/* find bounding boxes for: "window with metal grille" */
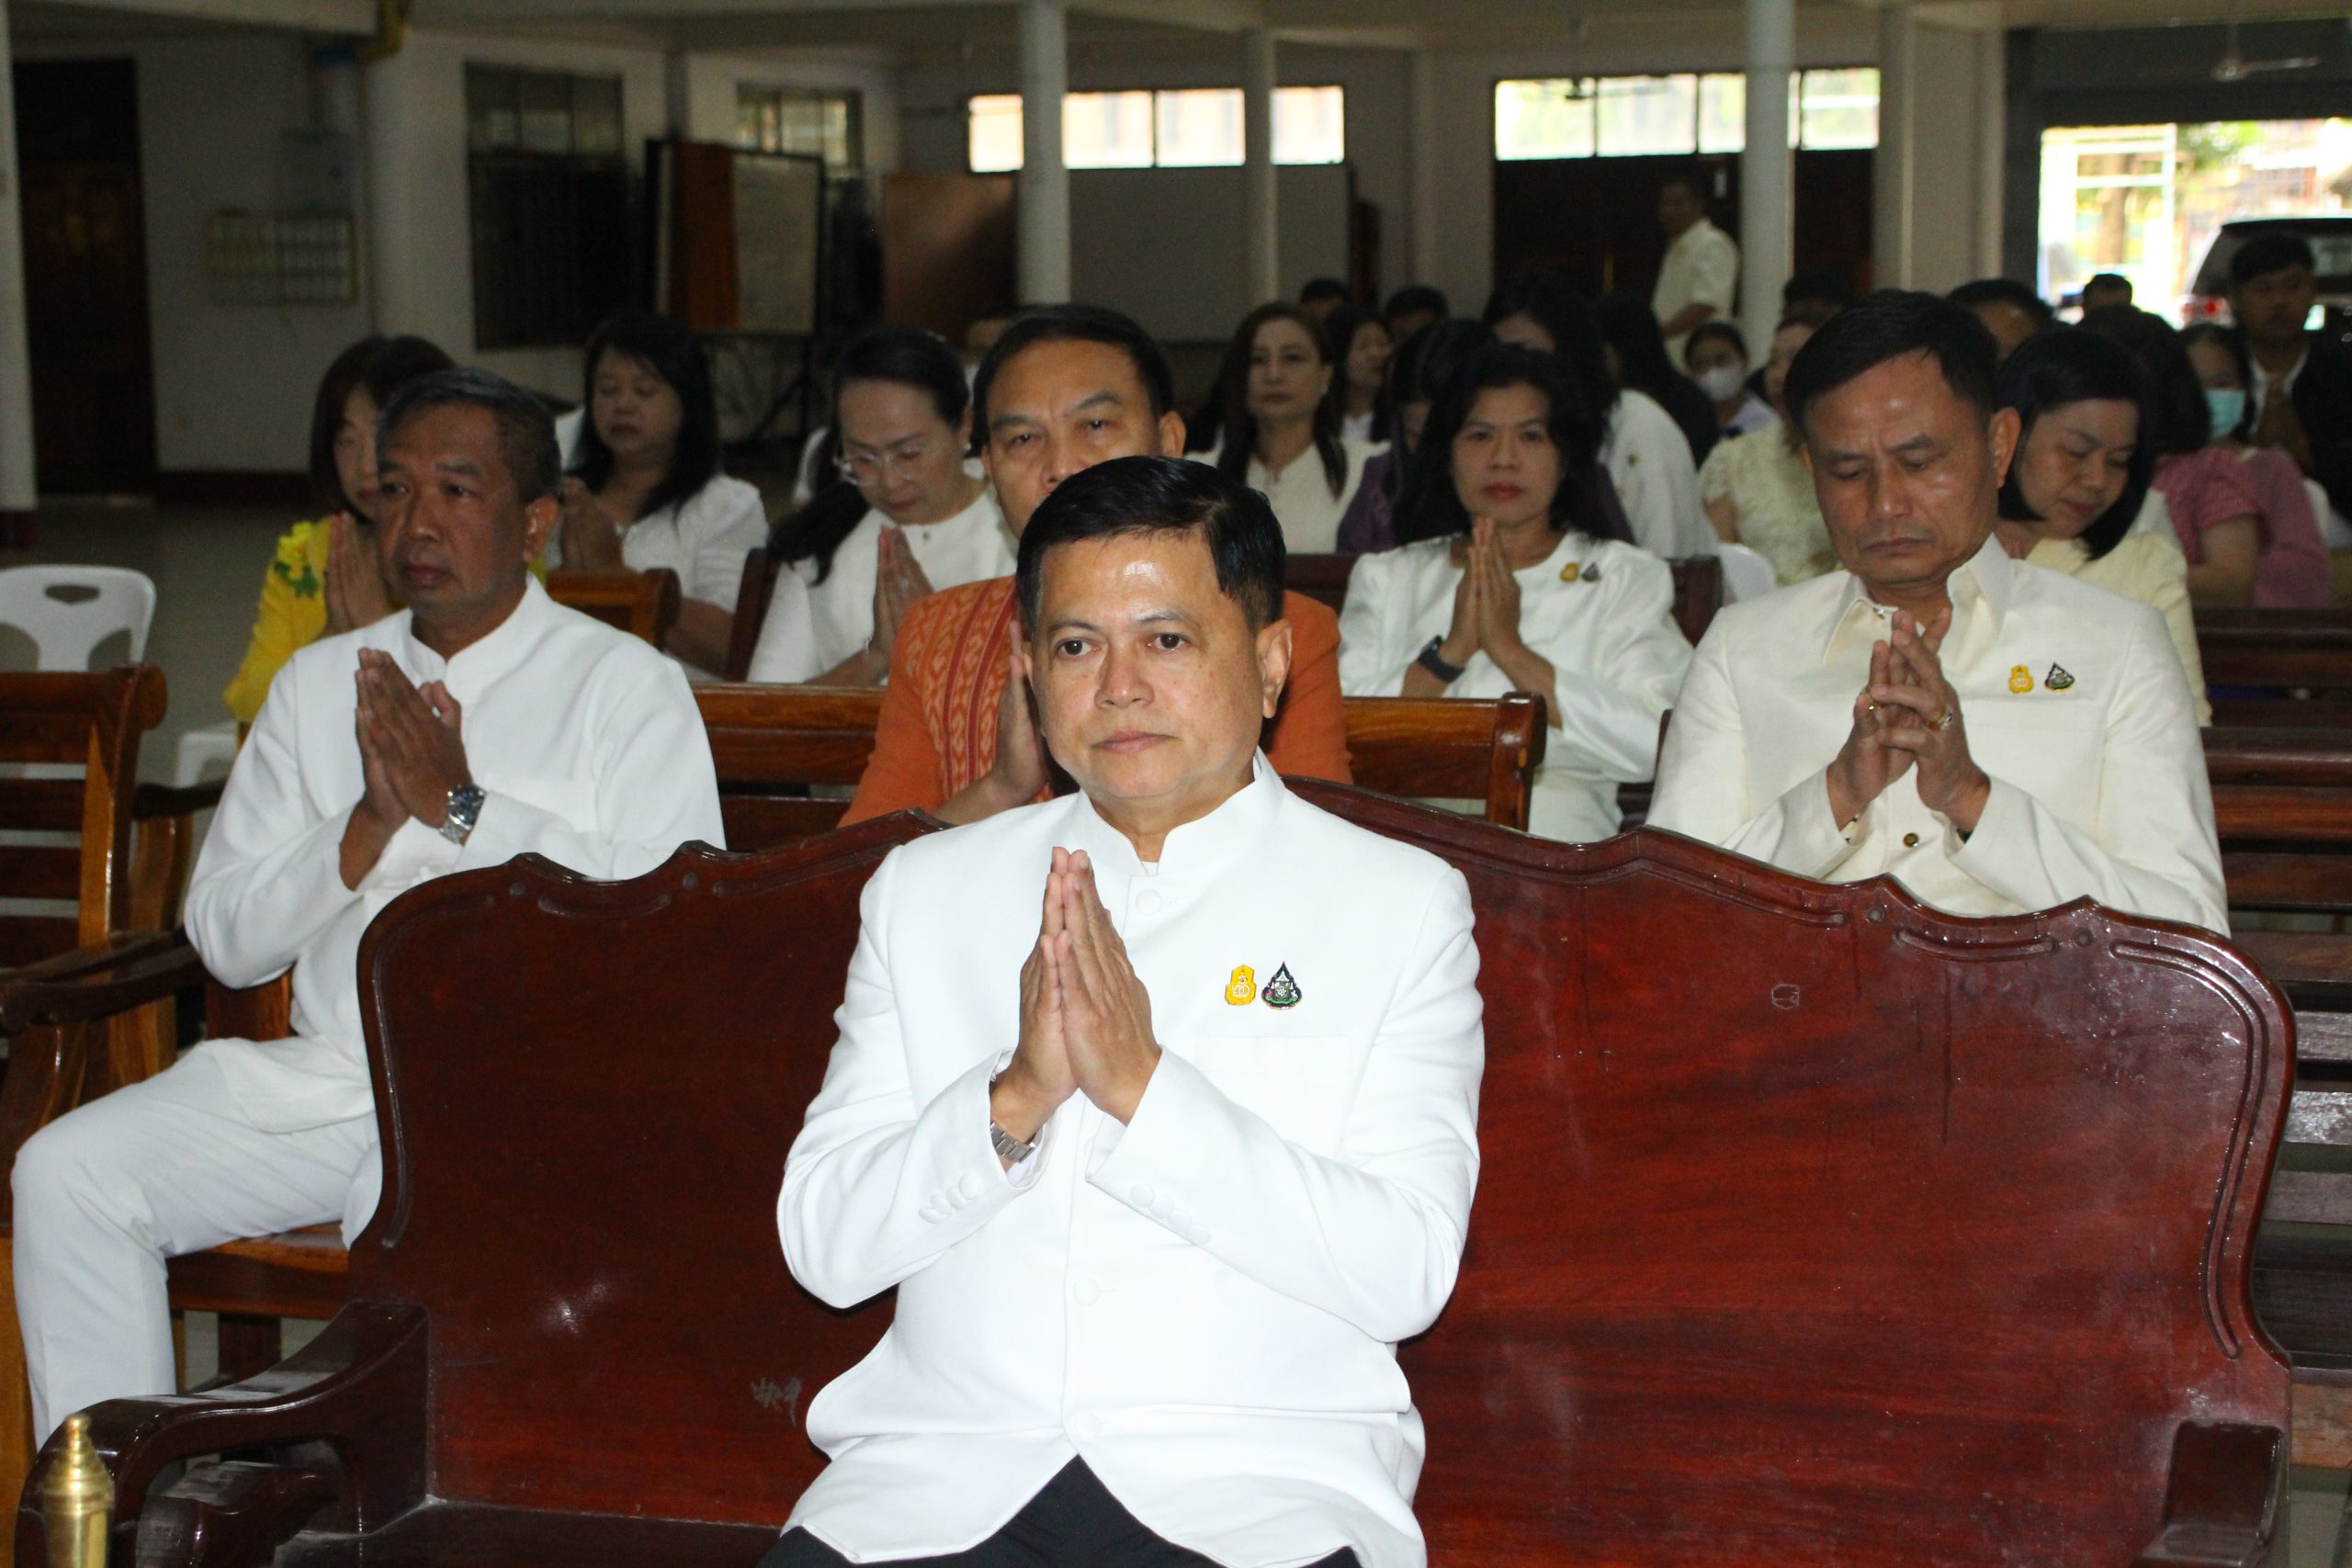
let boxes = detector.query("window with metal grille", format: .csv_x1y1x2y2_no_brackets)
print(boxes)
736,85,862,172
465,64,633,351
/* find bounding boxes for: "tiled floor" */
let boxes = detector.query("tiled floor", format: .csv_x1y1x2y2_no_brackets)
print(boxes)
12,499,2352,1560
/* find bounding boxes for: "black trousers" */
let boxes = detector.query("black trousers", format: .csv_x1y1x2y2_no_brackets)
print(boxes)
760,1461,1363,1568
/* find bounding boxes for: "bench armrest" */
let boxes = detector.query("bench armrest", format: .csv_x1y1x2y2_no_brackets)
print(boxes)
132,780,225,821
14,1302,427,1567
2133,1421,2285,1566
0,931,205,1032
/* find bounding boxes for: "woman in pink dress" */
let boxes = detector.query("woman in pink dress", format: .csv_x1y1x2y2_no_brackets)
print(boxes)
2182,321,2332,608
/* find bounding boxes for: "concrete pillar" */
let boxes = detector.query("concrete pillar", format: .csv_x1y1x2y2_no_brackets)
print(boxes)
1872,2,1916,289
1739,0,1793,344
1974,27,2006,279
1243,28,1278,304
0,0,39,524
360,50,414,333
1017,0,1070,304
1408,50,1440,290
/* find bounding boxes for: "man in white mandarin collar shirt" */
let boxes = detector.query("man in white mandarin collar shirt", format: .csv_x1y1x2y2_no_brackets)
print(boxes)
14,369,723,1443
1650,292,2223,931
771,457,1484,1568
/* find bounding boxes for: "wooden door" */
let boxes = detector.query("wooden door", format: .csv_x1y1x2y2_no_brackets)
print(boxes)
15,58,156,494
879,173,1015,344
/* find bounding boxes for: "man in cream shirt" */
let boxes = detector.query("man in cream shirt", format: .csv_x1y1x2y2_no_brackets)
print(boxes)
1652,170,1739,365
14,369,724,1442
772,457,1484,1568
1651,292,2223,932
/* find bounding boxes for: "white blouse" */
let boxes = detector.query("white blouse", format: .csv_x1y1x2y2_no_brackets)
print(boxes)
1338,531,1693,843
1242,438,1379,555
1603,389,1713,560
767,484,1015,680
544,471,770,615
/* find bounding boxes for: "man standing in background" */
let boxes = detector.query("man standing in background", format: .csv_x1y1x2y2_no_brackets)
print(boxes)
1653,168,1739,364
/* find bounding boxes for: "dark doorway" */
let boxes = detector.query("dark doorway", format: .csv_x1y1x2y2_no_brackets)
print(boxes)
1492,150,1875,312
15,58,157,495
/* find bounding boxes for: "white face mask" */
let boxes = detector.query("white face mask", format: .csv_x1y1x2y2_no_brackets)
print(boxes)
1695,365,1747,404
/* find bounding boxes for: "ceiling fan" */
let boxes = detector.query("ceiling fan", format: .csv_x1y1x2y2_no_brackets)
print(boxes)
2207,1,2320,83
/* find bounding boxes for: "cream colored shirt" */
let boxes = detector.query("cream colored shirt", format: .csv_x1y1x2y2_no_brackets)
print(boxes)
1650,533,2223,931
1246,439,1376,556
2022,531,2211,726
1653,217,1739,362
1697,430,1838,586
1339,532,1691,843
1604,391,1713,559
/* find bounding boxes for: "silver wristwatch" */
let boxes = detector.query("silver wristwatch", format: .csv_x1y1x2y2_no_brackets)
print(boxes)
989,1119,1038,1165
440,783,486,845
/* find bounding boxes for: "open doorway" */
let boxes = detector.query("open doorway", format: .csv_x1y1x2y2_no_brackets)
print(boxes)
14,57,158,496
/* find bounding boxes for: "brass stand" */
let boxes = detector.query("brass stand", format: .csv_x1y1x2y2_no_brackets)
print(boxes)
38,1414,109,1568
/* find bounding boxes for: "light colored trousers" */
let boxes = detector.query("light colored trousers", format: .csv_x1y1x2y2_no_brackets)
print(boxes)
12,1051,379,1442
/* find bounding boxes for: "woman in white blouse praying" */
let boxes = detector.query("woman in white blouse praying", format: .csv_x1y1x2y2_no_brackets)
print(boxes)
1485,269,1715,560
550,310,769,676
1340,344,1693,843
753,326,1013,686
1206,302,1375,553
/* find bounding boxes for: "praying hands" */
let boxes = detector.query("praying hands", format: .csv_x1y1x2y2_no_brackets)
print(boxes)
340,648,474,887
988,847,1161,1156
1825,608,1991,835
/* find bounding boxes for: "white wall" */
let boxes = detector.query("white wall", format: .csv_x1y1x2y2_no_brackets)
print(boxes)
18,32,374,475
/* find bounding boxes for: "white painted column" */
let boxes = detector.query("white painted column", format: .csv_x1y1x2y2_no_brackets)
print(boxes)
1872,1,1916,289
1243,28,1278,304
0,0,38,520
360,50,415,333
1739,0,1794,344
1408,50,1441,290
1017,0,1070,304
1974,26,2007,279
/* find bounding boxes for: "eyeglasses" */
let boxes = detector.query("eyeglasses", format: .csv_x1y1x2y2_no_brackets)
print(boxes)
837,442,934,484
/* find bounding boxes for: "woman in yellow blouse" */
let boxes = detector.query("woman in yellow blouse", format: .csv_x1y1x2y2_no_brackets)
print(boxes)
221,336,454,724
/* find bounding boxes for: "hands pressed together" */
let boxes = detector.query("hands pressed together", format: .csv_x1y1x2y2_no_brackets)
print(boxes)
989,847,1161,1157
556,479,626,571
322,513,394,636
340,649,475,888
869,525,936,664
1824,608,1991,836
1438,516,1529,671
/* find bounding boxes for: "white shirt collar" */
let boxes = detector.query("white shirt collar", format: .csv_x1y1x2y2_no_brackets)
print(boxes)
2253,343,2310,401
1062,752,1285,877
1821,527,2010,661
392,573,553,693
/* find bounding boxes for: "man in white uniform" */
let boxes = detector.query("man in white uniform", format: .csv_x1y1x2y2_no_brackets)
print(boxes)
1650,292,2223,931
1652,170,1739,365
772,457,1484,1568
14,369,724,1441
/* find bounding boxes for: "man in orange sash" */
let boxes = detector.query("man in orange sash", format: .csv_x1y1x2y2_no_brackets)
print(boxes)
843,307,1349,825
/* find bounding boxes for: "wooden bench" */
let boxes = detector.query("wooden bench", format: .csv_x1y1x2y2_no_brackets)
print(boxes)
548,567,682,651
2200,607,2352,728
20,798,2290,1565
695,683,1550,847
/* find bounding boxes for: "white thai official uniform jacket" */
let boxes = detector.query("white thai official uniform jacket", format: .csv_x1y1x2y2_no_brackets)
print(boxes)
778,760,1484,1568
1649,533,2225,932
184,576,726,1140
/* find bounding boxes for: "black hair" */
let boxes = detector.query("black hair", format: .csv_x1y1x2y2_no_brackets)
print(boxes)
1594,293,1690,409
770,325,969,584
309,334,455,517
1383,284,1449,322
1380,317,1494,505
1014,454,1283,633
1657,165,1708,201
1321,304,1391,439
1299,276,1350,306
2230,231,2317,288
2181,321,2256,443
1995,326,2154,561
379,367,562,504
1782,289,2000,443
1947,277,2056,330
1682,319,1747,370
1396,343,1617,548
2081,272,2133,302
567,310,722,523
2079,306,2211,459
1216,301,1347,499
1782,269,1851,310
970,304,1174,441
1481,267,1623,438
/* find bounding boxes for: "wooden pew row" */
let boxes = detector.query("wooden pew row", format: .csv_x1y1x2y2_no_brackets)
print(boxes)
23,802,2290,1566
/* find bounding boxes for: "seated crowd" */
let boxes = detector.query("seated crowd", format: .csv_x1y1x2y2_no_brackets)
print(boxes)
10,180,2338,1565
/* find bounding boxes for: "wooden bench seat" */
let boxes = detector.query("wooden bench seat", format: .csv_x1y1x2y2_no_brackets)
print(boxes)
18,800,2291,1566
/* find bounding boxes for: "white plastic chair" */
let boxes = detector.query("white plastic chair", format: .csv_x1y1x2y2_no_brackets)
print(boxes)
0,565,155,671
1714,542,1780,604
